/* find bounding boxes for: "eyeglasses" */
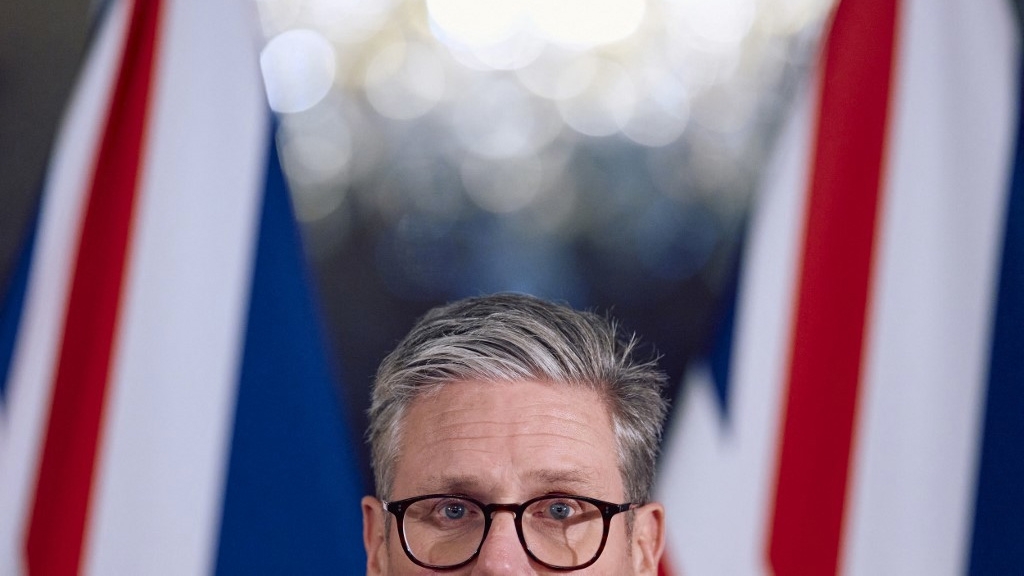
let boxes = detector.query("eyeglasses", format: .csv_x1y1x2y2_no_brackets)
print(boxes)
382,493,638,571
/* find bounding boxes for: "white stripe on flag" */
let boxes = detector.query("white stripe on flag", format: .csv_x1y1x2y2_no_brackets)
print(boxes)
842,0,1019,573
83,0,268,574
0,2,131,574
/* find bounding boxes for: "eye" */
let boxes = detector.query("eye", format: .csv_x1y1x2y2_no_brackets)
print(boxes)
443,502,466,520
547,501,575,520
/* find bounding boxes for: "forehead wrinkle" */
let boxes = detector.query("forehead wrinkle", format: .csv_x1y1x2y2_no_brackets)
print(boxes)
429,426,607,450
414,465,603,501
428,405,610,443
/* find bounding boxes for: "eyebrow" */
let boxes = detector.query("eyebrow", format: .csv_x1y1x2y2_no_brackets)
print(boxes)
526,468,600,492
416,475,486,496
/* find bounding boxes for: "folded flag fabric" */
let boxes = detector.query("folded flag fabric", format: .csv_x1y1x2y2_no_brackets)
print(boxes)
657,0,1023,574
0,0,366,573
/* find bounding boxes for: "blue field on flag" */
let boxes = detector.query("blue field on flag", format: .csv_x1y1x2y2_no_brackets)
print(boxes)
215,129,366,573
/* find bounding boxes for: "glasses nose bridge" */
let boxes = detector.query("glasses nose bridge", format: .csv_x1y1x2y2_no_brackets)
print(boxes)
479,502,526,544
483,502,522,518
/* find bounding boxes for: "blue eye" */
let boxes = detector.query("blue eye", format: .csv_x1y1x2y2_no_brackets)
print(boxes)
444,503,466,520
548,502,572,520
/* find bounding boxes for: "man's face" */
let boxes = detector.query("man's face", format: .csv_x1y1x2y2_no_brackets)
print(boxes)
362,379,664,575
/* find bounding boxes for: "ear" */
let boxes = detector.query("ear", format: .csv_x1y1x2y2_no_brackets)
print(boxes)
631,502,666,576
362,496,388,576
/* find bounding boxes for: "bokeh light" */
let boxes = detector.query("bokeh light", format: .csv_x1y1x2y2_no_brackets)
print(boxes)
671,0,757,47
451,77,563,158
260,28,336,113
557,59,637,137
460,155,546,213
364,41,446,120
530,0,648,47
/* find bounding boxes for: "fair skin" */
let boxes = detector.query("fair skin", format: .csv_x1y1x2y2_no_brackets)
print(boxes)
362,379,665,575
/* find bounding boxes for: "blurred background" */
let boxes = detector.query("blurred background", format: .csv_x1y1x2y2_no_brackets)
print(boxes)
1,0,835,485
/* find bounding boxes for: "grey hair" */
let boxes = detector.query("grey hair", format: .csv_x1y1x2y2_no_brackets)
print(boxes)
367,293,669,504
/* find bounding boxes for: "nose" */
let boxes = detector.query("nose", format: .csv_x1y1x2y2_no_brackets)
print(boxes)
472,509,532,575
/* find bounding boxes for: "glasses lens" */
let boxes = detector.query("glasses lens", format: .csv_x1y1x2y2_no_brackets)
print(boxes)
402,497,485,568
522,497,605,568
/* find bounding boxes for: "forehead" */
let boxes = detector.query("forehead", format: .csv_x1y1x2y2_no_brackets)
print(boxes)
392,380,623,500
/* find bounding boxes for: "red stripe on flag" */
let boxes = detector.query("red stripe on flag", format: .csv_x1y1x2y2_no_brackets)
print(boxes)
26,0,164,573
767,0,899,574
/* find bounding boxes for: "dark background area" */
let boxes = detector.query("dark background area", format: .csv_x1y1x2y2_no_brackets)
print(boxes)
1,0,91,296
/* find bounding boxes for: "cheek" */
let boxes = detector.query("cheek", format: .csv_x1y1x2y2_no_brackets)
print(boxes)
591,519,634,573
385,540,421,576
387,545,470,576
386,533,461,576
383,524,413,573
